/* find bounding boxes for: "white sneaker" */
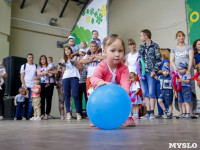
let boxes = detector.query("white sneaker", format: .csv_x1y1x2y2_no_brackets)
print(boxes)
30,117,36,120
14,118,17,120
163,114,168,119
35,117,41,120
77,113,82,120
150,113,155,119
0,116,3,120
66,113,72,120
22,117,26,120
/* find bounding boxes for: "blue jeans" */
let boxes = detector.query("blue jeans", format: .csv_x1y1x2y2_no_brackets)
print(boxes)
155,81,168,115
140,72,156,98
62,77,80,113
178,86,193,103
27,88,33,117
15,102,25,118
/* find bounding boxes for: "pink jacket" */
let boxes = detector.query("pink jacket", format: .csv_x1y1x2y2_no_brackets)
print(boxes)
90,59,130,93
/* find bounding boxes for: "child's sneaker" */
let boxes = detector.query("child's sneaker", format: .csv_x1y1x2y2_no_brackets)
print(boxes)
150,113,155,119
140,114,150,119
123,117,136,127
163,110,168,119
166,115,172,119
185,114,190,119
60,116,64,120
22,117,26,120
181,114,186,118
163,114,168,119
14,118,17,120
30,117,36,120
35,117,41,120
77,113,82,120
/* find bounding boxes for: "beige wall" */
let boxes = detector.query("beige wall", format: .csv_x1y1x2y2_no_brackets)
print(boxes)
0,0,11,61
109,0,188,49
9,0,83,117
109,0,196,115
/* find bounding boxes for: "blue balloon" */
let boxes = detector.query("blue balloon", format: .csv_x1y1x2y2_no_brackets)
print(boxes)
87,84,131,129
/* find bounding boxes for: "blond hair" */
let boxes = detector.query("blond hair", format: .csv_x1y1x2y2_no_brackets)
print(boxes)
104,34,126,53
34,76,41,84
160,49,170,61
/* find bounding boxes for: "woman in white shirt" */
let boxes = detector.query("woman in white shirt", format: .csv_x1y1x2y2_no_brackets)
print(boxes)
59,46,82,120
125,39,139,81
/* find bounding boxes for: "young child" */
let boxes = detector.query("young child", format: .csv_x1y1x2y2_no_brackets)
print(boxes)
68,36,79,57
30,76,41,120
0,61,6,90
80,41,104,94
176,62,193,119
90,30,101,50
14,88,29,120
155,49,170,118
155,65,173,119
138,29,161,119
129,72,142,119
90,34,135,127
46,57,57,88
80,41,89,54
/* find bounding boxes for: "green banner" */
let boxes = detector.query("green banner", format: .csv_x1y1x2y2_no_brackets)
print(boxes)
187,0,200,44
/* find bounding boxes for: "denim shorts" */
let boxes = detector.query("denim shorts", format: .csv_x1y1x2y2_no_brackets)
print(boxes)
178,86,193,103
159,89,173,105
140,72,156,98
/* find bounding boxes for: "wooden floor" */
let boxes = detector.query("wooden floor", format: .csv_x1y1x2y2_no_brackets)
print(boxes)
0,118,200,150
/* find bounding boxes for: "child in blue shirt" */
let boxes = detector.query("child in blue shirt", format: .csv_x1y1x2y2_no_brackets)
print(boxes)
155,65,173,119
176,62,193,119
14,88,29,120
68,36,79,56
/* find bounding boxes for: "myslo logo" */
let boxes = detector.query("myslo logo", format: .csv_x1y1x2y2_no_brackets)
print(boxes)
169,143,198,148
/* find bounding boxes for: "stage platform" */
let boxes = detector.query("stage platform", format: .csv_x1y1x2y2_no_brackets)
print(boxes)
0,118,200,150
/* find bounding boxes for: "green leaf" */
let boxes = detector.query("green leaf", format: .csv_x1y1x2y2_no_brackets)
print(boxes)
91,18,94,24
86,9,89,14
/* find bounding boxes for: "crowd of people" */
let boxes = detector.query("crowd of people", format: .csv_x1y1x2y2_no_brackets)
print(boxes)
0,29,200,127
